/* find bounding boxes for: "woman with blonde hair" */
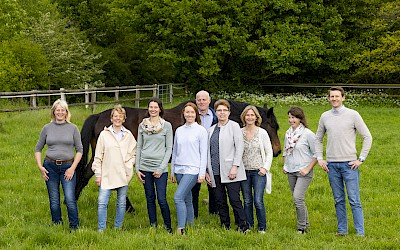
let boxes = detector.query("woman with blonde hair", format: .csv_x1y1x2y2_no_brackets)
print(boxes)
240,105,273,233
35,99,83,230
92,104,137,232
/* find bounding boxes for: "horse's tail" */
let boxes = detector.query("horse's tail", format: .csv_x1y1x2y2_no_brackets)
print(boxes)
75,113,99,200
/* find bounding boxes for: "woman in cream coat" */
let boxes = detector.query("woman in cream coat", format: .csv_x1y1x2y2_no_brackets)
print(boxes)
206,99,249,233
92,105,137,232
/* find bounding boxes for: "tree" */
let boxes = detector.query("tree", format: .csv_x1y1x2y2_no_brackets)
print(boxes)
353,1,400,83
27,11,105,89
0,38,48,91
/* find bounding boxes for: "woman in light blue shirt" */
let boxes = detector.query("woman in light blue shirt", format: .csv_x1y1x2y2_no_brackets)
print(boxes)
283,106,317,234
171,102,208,235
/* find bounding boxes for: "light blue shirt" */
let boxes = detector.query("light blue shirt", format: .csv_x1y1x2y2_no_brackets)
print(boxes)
171,122,208,176
110,125,124,141
283,128,316,173
199,109,214,129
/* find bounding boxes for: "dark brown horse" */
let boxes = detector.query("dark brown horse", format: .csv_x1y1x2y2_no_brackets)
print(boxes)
75,100,281,212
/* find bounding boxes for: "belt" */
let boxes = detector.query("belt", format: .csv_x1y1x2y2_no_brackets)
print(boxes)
45,156,74,165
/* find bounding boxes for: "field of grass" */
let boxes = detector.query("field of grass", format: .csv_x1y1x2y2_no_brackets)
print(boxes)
0,93,399,249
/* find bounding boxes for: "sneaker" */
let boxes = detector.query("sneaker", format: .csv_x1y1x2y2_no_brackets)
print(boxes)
259,230,266,234
297,229,306,234
176,228,185,235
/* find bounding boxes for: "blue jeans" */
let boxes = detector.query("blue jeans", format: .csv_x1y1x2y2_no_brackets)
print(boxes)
98,185,128,231
174,174,198,229
328,162,364,236
44,159,79,229
142,171,171,230
241,170,267,231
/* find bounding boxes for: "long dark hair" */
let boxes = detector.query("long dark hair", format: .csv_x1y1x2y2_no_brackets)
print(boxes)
288,106,308,128
145,97,164,117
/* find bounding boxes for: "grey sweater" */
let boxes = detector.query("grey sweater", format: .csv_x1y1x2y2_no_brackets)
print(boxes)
315,107,372,162
35,122,83,160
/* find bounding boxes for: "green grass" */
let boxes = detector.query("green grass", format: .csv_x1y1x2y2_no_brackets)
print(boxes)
0,95,399,249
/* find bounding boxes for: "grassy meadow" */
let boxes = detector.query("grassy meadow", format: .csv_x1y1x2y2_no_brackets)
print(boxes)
0,92,399,249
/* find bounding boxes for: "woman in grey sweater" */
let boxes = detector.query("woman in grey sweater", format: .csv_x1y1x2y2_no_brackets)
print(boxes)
34,99,83,230
136,98,173,233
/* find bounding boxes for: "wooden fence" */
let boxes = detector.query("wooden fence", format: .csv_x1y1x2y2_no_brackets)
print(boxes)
0,84,188,112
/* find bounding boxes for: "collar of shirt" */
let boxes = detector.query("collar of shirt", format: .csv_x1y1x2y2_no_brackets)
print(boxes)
331,105,345,114
199,108,213,129
109,125,124,140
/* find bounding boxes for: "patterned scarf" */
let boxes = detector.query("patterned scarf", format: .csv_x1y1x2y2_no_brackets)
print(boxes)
284,123,305,156
140,117,165,134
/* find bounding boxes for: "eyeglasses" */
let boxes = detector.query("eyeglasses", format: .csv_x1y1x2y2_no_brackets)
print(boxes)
216,109,229,113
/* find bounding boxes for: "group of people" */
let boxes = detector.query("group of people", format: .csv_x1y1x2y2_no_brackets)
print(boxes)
35,87,372,237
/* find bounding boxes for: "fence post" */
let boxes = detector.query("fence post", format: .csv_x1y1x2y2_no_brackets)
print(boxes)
30,90,37,108
91,88,97,113
135,85,140,108
60,88,66,101
85,84,89,109
115,86,119,102
169,83,173,103
153,84,158,97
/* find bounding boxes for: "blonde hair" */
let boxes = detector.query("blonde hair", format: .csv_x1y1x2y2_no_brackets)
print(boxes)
240,105,262,127
51,99,71,123
110,104,127,120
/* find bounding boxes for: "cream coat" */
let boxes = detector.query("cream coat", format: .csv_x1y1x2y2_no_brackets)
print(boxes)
207,120,246,187
92,126,137,189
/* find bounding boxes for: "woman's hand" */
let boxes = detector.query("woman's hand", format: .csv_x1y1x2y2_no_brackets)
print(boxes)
137,171,145,184
170,175,176,183
95,177,101,187
299,166,311,176
64,167,75,181
153,171,161,179
258,168,267,176
39,166,49,181
228,166,238,180
205,172,212,185
198,176,205,183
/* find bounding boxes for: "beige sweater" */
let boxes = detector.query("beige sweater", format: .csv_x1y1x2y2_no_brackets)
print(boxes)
92,126,137,189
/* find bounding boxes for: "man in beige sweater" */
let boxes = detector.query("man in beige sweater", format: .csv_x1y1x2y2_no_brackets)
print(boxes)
315,87,372,237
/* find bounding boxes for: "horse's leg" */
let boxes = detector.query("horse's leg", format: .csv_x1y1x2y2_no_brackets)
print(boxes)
75,158,95,200
126,197,135,213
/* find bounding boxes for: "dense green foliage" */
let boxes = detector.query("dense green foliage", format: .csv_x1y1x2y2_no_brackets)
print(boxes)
0,93,399,249
0,0,399,91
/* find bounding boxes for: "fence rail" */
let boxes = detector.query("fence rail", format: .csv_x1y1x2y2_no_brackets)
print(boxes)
0,84,187,112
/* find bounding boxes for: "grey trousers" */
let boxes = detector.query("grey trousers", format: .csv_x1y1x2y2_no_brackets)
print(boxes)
287,170,313,230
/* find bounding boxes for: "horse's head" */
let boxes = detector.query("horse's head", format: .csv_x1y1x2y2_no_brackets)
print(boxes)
254,104,281,157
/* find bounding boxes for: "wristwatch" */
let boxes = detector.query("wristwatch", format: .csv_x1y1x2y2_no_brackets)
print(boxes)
358,158,364,162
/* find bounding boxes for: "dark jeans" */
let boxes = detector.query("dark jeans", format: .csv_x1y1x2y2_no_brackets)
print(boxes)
44,159,79,229
191,182,218,217
214,175,248,231
142,171,171,230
